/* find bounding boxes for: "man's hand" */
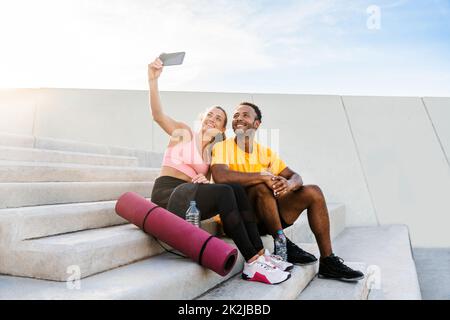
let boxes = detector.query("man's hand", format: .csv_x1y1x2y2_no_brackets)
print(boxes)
261,172,276,189
191,173,210,184
260,172,292,198
270,176,293,198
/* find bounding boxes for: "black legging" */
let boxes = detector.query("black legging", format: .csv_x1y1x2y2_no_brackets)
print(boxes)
151,176,264,261
194,183,264,261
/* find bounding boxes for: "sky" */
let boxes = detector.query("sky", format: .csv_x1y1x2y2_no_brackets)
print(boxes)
0,0,449,96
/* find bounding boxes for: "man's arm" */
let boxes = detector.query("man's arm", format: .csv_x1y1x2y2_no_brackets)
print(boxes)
211,164,273,187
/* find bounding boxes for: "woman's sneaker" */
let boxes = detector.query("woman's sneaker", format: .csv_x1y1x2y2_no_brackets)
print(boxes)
264,249,294,271
242,255,291,285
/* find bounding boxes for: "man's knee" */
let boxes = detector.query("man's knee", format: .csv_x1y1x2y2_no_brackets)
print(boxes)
248,183,273,198
302,184,325,202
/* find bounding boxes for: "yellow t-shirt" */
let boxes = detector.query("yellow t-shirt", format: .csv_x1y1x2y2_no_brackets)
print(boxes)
211,137,287,175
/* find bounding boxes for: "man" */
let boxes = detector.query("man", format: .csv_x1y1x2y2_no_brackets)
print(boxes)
211,102,364,282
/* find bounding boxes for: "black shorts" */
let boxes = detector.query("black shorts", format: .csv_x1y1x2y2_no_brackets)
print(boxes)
256,209,293,236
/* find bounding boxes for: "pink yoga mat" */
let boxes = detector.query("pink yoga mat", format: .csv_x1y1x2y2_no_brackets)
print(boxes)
115,192,238,277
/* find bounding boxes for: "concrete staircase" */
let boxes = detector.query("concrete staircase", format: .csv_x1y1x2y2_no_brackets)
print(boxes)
0,132,421,299
198,225,421,300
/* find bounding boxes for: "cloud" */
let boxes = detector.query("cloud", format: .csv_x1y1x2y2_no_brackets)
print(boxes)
0,0,350,89
0,0,448,96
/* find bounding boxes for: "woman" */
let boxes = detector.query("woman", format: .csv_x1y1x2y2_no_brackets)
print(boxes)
148,57,292,285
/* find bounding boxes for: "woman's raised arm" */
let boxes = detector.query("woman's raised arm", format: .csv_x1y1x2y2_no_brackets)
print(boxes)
148,57,189,136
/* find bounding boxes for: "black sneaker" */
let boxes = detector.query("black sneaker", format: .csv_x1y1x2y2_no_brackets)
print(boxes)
318,254,365,282
284,238,318,265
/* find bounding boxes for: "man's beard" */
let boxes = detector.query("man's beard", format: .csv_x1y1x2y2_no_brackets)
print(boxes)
234,128,256,141
234,128,246,136
233,122,255,136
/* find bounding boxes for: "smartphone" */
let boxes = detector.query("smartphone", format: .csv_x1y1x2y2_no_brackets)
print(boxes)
159,52,185,66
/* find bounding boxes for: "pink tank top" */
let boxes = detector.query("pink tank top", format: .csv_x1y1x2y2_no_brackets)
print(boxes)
161,132,209,179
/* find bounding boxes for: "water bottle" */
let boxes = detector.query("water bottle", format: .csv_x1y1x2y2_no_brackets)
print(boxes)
185,200,200,227
274,230,288,261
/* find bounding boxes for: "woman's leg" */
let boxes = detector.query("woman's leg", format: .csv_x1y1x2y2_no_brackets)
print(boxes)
226,183,264,254
195,184,259,262
151,176,186,209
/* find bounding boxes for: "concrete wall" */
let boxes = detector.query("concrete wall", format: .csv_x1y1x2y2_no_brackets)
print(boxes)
0,88,449,247
0,89,38,136
422,97,450,165
35,88,154,150
343,96,450,248
0,88,152,149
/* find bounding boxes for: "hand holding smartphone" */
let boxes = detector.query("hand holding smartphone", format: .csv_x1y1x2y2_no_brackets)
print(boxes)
159,52,185,66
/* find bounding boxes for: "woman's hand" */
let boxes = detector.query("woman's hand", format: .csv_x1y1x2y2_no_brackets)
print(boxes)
147,57,190,137
148,57,163,82
192,174,210,184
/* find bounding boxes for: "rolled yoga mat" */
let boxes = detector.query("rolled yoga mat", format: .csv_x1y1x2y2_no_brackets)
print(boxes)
115,192,238,277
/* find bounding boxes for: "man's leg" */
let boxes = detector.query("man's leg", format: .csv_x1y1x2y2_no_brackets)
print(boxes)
246,183,317,265
246,183,282,236
277,185,364,281
277,184,332,258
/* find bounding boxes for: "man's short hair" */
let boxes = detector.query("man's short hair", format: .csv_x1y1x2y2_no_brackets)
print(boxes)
239,102,262,122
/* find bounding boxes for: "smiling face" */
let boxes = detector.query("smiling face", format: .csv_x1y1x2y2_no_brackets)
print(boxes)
201,106,227,135
232,105,261,134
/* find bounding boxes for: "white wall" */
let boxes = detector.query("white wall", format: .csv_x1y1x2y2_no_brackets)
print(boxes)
0,89,38,136
423,97,450,165
1,88,449,247
33,88,153,150
343,96,450,248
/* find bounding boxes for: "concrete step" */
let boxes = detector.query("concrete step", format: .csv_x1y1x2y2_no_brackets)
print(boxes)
0,217,223,281
0,146,139,167
297,262,370,300
0,181,154,209
197,244,319,300
0,201,347,298
0,202,344,282
284,203,346,244
0,235,277,299
0,224,167,281
0,224,158,281
0,133,162,167
325,225,422,300
0,251,242,300
34,136,163,167
0,161,160,183
413,248,450,300
0,198,222,243
35,136,125,156
0,200,128,242
195,205,346,300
